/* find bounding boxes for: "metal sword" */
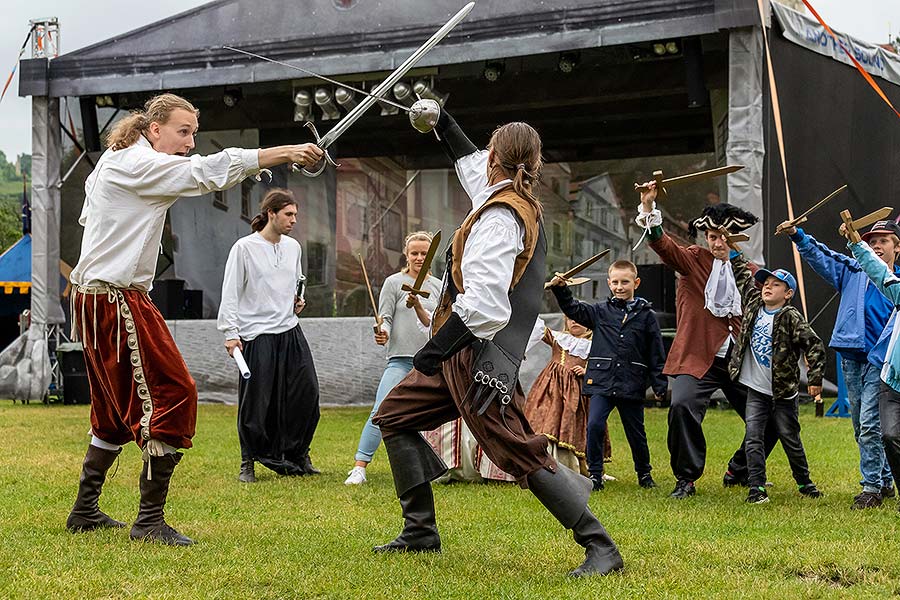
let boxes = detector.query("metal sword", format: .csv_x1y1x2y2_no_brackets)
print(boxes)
401,231,442,307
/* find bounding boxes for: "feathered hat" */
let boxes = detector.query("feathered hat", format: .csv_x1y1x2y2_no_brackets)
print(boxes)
689,203,759,238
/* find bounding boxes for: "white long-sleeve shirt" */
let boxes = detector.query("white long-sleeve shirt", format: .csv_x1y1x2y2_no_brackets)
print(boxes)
451,150,525,340
217,232,303,341
70,135,260,291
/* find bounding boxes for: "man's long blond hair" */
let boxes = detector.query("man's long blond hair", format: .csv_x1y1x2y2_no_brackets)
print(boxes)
105,93,199,151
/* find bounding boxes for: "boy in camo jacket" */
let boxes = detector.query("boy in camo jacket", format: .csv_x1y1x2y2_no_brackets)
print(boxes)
728,251,826,504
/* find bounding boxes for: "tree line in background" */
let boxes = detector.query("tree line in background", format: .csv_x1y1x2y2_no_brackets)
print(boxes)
0,151,30,254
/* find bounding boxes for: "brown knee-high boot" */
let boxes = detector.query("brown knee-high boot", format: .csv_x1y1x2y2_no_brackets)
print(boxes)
130,453,194,546
66,444,126,532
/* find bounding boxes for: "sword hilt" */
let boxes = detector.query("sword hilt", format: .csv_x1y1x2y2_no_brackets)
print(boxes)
633,170,667,200
401,283,431,307
840,209,861,243
298,122,341,178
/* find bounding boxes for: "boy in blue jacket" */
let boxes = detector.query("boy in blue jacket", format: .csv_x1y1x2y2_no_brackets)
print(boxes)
781,218,900,508
845,220,900,510
550,260,667,491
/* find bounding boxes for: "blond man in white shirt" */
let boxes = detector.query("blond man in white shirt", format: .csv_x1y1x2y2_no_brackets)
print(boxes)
66,93,322,546
218,188,320,483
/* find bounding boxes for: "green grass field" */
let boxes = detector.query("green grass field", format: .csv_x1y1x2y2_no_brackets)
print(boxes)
1,402,898,599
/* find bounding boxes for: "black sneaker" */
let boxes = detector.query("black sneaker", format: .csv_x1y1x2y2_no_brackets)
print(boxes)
723,470,748,487
746,486,769,504
881,486,896,499
851,491,883,509
590,476,604,491
798,483,822,498
638,474,657,489
669,480,695,499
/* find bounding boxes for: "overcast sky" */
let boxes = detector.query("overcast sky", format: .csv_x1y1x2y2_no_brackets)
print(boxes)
0,0,898,160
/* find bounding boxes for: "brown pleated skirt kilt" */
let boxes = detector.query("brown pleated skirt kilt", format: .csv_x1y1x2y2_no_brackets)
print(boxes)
74,287,197,449
373,346,555,483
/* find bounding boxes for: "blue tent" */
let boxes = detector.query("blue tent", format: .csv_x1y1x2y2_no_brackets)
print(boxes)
0,234,32,297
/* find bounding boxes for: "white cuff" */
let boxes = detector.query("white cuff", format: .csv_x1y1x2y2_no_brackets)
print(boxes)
241,148,261,175
635,203,663,228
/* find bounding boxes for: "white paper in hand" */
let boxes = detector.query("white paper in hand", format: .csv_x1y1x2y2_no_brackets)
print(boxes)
232,347,251,380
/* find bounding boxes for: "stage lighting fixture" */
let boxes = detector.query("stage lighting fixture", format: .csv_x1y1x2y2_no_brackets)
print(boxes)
315,87,342,120
412,79,448,105
483,61,505,82
666,41,680,55
222,88,242,108
293,89,313,122
392,82,416,107
558,52,579,73
335,87,358,111
652,43,667,56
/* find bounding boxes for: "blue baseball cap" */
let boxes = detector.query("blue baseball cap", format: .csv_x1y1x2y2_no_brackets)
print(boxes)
754,268,797,292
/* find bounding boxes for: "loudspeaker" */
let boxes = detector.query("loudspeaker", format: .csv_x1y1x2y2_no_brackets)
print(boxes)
636,263,676,314
183,289,203,319
149,279,185,319
57,345,91,405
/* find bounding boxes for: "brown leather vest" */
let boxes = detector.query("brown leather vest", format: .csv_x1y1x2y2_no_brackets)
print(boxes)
431,187,541,333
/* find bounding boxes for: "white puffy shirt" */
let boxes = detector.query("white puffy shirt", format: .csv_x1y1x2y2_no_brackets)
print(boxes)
217,232,303,341
451,150,525,340
70,136,260,291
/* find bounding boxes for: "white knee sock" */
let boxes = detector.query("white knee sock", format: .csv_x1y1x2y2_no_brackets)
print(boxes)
90,435,121,452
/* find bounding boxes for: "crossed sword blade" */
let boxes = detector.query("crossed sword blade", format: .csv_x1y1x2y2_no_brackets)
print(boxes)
225,2,475,176
222,46,412,113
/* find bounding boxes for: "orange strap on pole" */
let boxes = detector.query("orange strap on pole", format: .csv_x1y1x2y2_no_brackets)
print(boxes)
800,0,900,120
0,28,34,103
756,0,808,317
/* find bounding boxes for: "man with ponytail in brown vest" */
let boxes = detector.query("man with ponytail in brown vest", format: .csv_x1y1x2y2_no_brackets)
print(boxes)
218,188,321,482
371,110,623,576
66,93,322,546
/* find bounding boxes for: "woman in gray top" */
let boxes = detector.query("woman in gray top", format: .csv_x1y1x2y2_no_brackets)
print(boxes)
345,231,443,485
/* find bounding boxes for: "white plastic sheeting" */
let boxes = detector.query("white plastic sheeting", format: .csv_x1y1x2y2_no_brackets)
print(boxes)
726,27,766,265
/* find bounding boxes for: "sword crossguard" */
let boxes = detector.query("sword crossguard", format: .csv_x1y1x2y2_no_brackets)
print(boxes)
401,284,431,307
633,170,668,200
298,122,341,178
839,210,861,243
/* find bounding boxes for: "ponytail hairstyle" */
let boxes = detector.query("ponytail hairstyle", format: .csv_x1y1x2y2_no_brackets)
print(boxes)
250,188,298,232
105,93,199,151
487,122,543,218
400,230,434,274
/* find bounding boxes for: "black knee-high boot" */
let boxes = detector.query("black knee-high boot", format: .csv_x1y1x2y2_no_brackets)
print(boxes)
373,432,447,553
527,465,624,576
66,444,125,532
130,453,194,546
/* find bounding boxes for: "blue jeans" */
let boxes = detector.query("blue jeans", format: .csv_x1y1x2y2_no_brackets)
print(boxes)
843,356,893,492
354,357,414,463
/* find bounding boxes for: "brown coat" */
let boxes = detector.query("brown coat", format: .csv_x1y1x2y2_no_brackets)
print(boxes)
649,231,746,379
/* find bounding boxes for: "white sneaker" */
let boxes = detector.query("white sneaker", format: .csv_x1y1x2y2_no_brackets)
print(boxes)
344,466,367,485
